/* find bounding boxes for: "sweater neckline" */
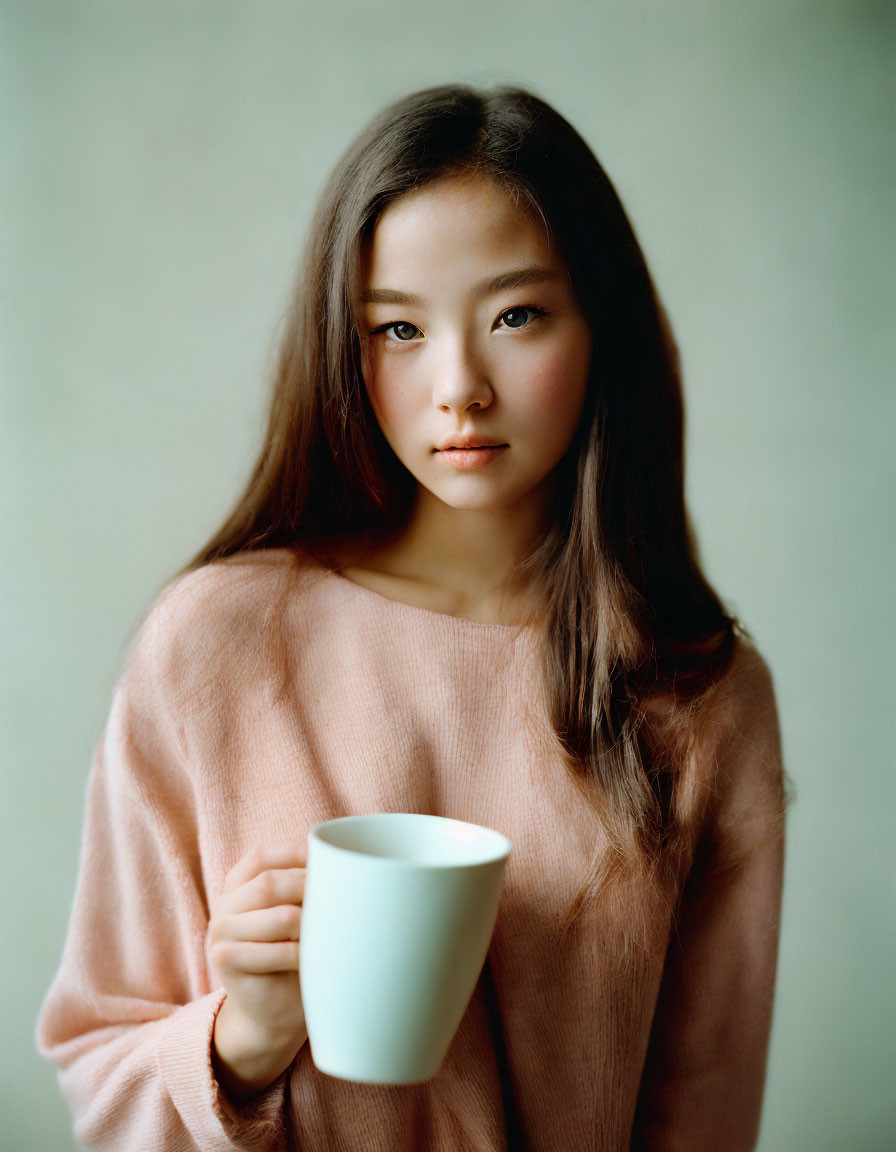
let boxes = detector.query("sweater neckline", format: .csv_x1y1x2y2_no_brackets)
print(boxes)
306,553,531,634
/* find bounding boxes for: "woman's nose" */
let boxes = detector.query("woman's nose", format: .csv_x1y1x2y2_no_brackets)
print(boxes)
431,336,494,413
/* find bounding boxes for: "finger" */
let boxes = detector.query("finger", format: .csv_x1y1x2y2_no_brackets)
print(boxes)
208,937,300,976
222,840,308,894
215,904,302,944
227,867,306,915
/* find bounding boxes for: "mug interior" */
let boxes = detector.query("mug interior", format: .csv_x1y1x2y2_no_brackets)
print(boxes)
311,813,510,867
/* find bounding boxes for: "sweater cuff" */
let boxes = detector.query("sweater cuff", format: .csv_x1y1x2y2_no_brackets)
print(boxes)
157,987,288,1152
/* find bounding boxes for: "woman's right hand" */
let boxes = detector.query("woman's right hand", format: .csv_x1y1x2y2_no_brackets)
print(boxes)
207,840,309,1099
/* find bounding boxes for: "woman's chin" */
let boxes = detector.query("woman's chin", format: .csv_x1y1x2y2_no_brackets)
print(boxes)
420,482,531,516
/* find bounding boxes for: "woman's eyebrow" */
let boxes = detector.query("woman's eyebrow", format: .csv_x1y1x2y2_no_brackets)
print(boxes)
359,265,564,306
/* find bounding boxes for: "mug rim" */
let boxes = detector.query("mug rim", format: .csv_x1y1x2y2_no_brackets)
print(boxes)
308,812,511,868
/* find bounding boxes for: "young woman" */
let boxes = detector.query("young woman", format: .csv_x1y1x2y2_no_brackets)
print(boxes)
37,83,792,1151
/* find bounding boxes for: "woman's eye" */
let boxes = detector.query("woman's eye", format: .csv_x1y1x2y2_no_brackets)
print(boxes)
372,321,420,342
370,306,547,344
497,306,547,330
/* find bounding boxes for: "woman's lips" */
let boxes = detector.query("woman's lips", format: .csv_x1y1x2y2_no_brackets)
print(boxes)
438,445,508,469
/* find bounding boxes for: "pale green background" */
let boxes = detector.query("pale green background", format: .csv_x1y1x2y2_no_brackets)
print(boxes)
3,2,894,1149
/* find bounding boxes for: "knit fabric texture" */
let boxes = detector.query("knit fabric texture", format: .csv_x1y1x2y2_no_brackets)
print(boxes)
36,547,787,1151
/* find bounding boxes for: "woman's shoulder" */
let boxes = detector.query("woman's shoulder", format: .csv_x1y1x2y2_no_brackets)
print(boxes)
146,545,309,628
706,632,780,749
649,631,788,837
119,546,325,694
697,632,790,832
155,545,317,615
644,632,776,731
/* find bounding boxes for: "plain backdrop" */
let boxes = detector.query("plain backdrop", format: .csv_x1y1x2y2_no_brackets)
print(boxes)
3,2,894,1149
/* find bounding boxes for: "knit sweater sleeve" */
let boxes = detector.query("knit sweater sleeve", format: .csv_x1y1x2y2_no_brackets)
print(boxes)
629,640,788,1152
35,588,290,1152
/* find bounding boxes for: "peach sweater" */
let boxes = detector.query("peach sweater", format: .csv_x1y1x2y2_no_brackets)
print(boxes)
36,547,786,1151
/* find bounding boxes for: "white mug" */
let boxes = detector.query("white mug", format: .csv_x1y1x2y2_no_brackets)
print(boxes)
299,812,512,1084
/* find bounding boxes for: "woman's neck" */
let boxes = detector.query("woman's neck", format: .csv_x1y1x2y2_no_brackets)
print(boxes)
384,486,549,598
327,485,553,626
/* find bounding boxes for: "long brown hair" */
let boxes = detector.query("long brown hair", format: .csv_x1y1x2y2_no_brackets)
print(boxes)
171,83,784,946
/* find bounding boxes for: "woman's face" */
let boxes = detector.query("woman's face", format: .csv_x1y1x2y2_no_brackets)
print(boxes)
357,173,592,519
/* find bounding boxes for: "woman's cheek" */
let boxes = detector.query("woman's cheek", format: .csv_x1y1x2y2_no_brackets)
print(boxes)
519,345,587,416
365,369,415,439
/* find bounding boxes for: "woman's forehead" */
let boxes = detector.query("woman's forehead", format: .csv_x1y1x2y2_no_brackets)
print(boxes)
360,175,564,295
